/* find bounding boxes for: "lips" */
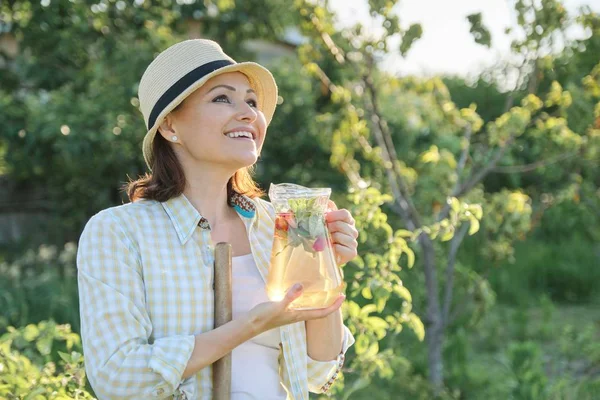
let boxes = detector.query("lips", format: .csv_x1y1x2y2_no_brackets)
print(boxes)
224,127,257,140
225,131,254,140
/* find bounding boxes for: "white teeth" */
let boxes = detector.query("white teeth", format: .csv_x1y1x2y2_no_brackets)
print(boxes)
226,131,253,139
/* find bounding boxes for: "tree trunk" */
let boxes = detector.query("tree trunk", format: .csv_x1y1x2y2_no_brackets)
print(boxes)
426,322,444,394
419,234,444,393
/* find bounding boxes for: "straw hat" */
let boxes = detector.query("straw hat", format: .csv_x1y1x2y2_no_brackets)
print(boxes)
138,39,278,170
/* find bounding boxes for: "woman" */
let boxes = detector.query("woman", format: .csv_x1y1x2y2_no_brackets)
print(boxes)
77,39,357,400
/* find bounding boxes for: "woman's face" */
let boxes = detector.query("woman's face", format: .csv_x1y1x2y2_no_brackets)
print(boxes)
159,71,267,171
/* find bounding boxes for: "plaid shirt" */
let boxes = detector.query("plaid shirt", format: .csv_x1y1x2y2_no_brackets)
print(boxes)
77,192,354,400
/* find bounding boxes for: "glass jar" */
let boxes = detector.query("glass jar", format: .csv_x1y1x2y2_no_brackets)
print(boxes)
265,183,345,310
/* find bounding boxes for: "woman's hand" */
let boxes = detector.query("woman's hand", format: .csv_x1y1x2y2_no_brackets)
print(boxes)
248,284,345,334
325,201,359,265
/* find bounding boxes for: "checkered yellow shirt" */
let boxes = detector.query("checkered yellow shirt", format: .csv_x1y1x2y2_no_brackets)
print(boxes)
77,192,354,399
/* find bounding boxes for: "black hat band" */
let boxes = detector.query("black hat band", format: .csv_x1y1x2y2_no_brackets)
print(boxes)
147,59,234,129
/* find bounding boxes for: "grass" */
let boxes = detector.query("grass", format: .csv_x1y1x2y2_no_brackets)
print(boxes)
456,301,600,400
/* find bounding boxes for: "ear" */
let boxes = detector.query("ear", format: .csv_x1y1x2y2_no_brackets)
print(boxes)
156,114,177,141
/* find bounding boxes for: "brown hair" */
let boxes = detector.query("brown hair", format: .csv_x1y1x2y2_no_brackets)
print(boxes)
125,118,265,203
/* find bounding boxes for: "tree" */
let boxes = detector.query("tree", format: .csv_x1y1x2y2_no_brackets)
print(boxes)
289,0,600,393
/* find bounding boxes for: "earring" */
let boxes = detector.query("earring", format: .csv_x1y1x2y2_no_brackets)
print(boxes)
171,135,178,142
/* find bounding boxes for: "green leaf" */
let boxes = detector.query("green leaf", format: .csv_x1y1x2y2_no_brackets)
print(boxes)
376,296,387,313
449,197,461,213
409,313,425,341
364,341,379,358
22,325,40,342
361,286,373,299
301,237,315,256
420,145,440,163
468,217,480,235
71,351,82,363
471,204,483,219
58,351,71,363
400,23,423,56
394,285,412,302
24,387,46,400
35,335,53,356
467,12,492,47
405,247,415,268
287,228,302,247
308,214,324,237
295,225,311,238
440,227,455,241
360,304,377,316
395,229,413,238
346,301,361,318
368,316,389,334
355,334,369,355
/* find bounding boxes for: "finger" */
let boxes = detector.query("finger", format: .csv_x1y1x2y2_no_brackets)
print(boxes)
333,244,358,264
282,283,304,306
331,231,358,249
296,294,345,321
325,209,354,225
326,200,338,212
327,221,359,239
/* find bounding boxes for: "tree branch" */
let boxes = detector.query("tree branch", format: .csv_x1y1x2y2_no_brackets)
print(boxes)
436,126,473,223
442,222,470,327
362,64,422,230
309,13,346,64
457,134,516,196
339,160,363,187
456,126,473,178
448,264,494,324
419,233,441,326
300,6,423,231
436,134,512,222
491,151,580,173
304,54,419,229
438,51,540,222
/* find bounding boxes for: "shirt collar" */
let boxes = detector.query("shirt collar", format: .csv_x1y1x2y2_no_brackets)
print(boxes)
161,192,257,245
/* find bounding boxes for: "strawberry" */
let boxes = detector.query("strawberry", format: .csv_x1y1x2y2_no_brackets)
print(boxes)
280,212,298,229
312,235,326,252
275,216,289,232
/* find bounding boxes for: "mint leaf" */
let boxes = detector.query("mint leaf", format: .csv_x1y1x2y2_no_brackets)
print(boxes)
287,227,303,247
301,237,317,257
295,225,312,238
277,192,329,258
308,214,324,237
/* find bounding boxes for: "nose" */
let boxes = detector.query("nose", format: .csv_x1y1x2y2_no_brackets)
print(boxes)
236,101,258,123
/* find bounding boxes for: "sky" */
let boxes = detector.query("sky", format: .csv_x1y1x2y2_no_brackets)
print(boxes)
327,0,600,79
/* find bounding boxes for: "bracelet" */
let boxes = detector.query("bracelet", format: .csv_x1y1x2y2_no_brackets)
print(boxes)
174,390,189,400
320,353,345,393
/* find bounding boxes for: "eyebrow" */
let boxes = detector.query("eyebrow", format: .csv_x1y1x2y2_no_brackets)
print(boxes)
207,84,255,94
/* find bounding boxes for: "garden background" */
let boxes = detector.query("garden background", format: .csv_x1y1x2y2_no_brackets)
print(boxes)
1,0,600,398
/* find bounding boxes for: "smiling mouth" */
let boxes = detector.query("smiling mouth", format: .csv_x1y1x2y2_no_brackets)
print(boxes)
224,131,255,140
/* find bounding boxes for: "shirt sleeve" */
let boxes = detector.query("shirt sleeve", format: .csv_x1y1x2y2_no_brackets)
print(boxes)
77,211,196,399
306,324,355,394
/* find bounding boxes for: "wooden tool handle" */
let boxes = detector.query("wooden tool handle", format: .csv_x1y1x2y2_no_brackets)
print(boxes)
213,242,232,400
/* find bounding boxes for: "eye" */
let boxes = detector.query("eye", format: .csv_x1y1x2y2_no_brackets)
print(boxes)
246,99,258,108
212,94,230,103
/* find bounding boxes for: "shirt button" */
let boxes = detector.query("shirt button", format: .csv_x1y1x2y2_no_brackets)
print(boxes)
156,388,165,396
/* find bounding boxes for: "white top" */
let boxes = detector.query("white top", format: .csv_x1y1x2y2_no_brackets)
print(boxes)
231,254,287,400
